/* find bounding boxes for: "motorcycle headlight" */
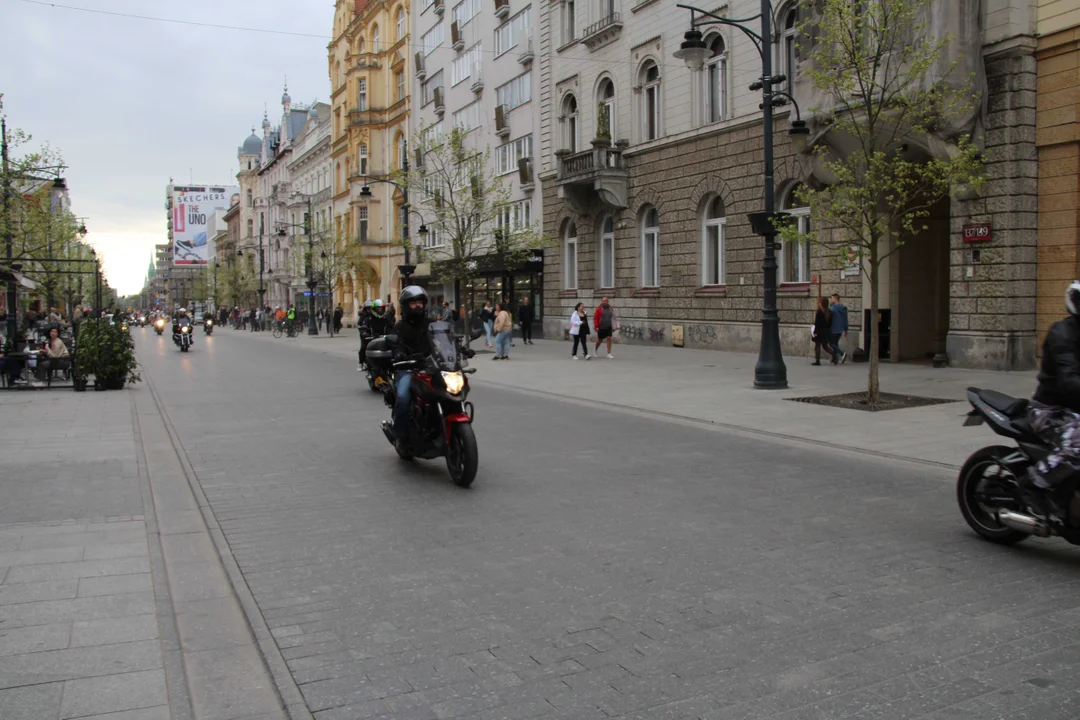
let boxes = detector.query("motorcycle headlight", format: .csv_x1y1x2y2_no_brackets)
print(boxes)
206,320,213,326
182,326,190,333
441,371,465,396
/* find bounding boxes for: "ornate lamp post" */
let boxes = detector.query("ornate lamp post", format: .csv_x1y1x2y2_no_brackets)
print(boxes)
674,2,810,389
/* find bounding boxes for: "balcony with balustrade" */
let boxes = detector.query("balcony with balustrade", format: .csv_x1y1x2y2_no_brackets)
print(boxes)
580,12,622,51
555,141,628,212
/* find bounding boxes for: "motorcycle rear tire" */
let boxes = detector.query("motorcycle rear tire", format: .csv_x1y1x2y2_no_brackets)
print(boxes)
446,423,478,488
957,445,1030,545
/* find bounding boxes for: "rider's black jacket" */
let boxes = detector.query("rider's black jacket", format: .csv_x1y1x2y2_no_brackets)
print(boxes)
1034,315,1080,412
392,316,432,361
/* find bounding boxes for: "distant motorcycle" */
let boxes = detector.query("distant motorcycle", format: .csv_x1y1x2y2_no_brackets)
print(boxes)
154,318,166,336
375,321,480,487
204,318,214,336
958,387,1080,545
174,321,192,352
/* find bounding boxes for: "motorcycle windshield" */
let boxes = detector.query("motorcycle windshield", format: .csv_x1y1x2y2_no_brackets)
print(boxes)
428,321,459,370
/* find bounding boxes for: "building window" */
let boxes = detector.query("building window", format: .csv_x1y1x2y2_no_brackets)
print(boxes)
359,144,368,175
562,94,578,153
246,189,253,207
359,36,366,53
641,206,659,287
496,72,532,110
372,25,380,52
496,135,533,175
247,219,253,237
396,7,405,40
564,0,576,43
495,8,530,56
398,135,407,169
452,44,482,86
599,215,614,289
780,184,811,284
358,206,369,243
422,70,444,106
780,6,798,95
358,78,368,111
702,196,726,286
705,35,727,123
564,222,578,289
396,70,405,102
422,23,444,55
641,61,660,142
597,78,615,140
453,100,482,132
453,0,480,27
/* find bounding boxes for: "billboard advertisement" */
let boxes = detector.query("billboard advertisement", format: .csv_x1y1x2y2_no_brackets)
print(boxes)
172,185,238,266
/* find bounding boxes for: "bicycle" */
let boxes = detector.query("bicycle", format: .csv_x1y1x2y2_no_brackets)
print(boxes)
272,321,283,339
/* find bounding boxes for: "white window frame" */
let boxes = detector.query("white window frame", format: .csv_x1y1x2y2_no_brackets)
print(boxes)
641,62,660,142
396,71,405,102
704,35,727,124
358,78,368,111
564,0,576,43
702,199,726,286
453,0,480,27
422,23,444,55
496,72,532,111
780,6,798,95
563,94,578,153
641,208,659,288
451,44,482,86
398,135,407,169
780,205,811,284
599,215,615,289
372,25,380,52
495,135,533,175
358,206,369,243
564,222,578,290
495,8,531,56
396,7,405,40
359,144,368,175
453,100,481,132
422,70,444,106
598,79,616,140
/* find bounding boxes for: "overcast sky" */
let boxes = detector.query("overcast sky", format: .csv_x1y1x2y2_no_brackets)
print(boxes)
1,0,332,295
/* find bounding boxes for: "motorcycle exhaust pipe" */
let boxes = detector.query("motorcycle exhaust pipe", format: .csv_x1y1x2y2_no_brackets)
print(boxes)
996,509,1050,537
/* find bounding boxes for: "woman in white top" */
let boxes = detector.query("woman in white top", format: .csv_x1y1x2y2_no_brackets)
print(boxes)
568,303,591,360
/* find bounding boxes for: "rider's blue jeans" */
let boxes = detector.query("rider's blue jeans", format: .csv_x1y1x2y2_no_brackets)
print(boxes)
393,371,413,438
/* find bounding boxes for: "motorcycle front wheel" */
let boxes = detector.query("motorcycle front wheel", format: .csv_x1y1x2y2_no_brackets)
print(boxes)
446,423,478,488
957,445,1030,545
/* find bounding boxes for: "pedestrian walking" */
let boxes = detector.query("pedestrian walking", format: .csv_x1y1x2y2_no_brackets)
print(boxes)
439,302,454,323
518,297,534,345
333,304,344,333
829,293,849,364
493,302,513,360
811,297,836,366
569,302,591,360
480,301,494,347
593,296,616,359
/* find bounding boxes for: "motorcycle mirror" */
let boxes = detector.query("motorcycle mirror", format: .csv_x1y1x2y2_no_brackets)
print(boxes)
469,328,485,341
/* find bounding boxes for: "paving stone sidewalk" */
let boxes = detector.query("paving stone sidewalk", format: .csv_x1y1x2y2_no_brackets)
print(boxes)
243,329,1037,468
0,391,170,720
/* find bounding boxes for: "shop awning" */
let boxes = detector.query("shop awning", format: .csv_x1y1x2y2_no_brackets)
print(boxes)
0,264,39,289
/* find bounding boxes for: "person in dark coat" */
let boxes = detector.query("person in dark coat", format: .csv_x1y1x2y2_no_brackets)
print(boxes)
333,305,344,333
517,297,534,345
812,296,836,366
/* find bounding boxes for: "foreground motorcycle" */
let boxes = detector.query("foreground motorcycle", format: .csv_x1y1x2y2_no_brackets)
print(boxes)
371,321,479,487
154,318,166,336
174,321,192,352
958,387,1080,545
204,318,214,336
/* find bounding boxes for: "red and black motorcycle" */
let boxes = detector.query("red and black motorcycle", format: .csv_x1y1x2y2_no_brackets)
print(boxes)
374,321,479,487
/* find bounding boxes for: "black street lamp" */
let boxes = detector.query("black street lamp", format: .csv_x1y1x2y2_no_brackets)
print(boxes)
675,2,810,390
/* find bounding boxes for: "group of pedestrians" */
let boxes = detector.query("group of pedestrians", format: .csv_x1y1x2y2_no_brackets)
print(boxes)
811,293,850,365
476,297,536,361
568,296,617,360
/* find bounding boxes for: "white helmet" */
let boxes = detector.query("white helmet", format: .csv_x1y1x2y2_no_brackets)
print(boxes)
178,307,187,314
1067,281,1080,316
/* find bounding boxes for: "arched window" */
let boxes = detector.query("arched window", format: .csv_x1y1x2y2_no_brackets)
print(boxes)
780,6,798,94
359,36,366,53
372,25,380,52
597,79,615,141
780,184,811,284
702,196,726,286
564,221,578,289
599,215,615,289
640,61,660,141
396,7,405,41
704,35,727,124
562,94,579,153
641,207,659,287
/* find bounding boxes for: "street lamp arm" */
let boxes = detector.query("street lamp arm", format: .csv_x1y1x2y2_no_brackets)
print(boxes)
677,3,764,56
769,90,803,120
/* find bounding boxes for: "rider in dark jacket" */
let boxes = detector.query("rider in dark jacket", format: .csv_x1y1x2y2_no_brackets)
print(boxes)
390,287,432,446
1023,280,1080,518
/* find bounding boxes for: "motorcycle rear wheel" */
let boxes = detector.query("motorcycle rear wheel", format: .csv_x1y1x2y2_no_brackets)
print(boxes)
446,423,478,488
957,445,1030,545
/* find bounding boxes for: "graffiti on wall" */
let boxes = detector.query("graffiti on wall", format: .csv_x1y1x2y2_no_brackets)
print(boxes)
687,324,719,345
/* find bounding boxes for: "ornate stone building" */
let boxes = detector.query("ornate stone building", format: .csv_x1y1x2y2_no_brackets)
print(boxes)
331,0,412,325
286,102,333,310
538,0,1040,370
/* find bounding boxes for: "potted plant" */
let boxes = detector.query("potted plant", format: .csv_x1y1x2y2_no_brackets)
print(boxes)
76,319,140,390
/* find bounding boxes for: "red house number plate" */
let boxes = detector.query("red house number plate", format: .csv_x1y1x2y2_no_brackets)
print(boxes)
963,223,992,242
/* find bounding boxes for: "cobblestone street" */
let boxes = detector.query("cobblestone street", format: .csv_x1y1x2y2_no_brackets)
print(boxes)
125,329,1080,719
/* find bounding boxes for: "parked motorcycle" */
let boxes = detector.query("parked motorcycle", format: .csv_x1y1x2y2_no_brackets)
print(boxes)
174,321,192,352
958,387,1080,545
374,321,480,487
204,318,214,336
154,317,166,336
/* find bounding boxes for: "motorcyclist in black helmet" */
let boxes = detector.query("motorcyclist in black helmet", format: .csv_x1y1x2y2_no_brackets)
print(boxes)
1022,279,1080,521
390,286,433,447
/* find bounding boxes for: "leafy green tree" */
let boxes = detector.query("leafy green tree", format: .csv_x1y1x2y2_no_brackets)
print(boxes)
781,0,985,406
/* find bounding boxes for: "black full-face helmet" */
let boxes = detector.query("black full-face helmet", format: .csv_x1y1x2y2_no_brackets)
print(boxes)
1067,280,1080,317
400,285,429,322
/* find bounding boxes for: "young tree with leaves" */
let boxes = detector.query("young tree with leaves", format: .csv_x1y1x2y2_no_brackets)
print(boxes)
402,126,547,303
286,218,367,337
782,0,985,406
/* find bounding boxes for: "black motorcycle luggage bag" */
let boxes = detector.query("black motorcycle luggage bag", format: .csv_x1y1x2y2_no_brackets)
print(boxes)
365,337,393,368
